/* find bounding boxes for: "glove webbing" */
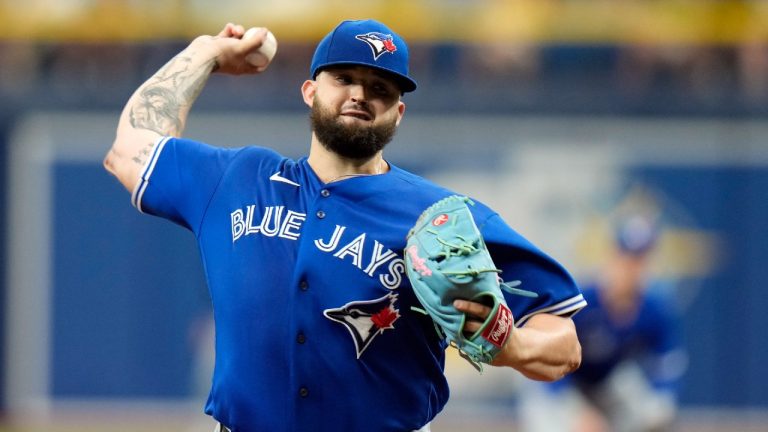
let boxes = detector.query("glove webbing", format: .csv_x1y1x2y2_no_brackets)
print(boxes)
425,228,538,297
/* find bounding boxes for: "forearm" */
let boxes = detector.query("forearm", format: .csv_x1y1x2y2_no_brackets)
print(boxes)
106,38,219,191
122,41,217,137
492,313,581,381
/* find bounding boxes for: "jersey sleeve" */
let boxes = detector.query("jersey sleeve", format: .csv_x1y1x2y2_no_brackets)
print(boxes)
478,213,586,326
131,136,241,233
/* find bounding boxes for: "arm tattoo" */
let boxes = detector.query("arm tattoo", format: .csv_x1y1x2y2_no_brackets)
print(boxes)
131,140,157,166
128,53,215,136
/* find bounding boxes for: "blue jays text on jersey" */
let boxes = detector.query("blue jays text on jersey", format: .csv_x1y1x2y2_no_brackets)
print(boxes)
131,136,586,432
230,207,405,289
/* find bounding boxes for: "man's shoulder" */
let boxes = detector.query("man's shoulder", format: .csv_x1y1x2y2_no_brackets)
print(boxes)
165,139,301,183
387,164,502,222
387,164,458,198
196,143,297,174
167,137,287,160
229,144,287,161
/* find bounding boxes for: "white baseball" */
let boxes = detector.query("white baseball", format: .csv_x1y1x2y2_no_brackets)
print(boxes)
243,27,277,68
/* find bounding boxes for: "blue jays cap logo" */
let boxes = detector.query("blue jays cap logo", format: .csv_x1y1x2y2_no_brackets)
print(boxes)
355,32,398,60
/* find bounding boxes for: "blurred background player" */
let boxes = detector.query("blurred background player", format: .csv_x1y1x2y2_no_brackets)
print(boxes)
519,209,688,432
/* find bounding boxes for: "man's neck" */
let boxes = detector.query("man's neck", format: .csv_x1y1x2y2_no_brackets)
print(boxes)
307,140,388,183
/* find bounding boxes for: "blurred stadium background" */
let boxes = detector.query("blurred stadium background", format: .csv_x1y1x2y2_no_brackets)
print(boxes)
1,1,767,431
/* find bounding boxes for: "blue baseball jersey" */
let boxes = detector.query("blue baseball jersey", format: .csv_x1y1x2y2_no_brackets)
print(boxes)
132,136,586,432
560,283,685,394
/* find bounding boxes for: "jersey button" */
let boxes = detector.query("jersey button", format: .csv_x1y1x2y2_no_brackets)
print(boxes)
316,210,326,219
299,281,308,291
320,189,330,197
299,387,309,398
296,333,306,344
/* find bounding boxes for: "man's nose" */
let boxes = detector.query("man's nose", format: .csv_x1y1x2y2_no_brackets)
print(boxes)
349,84,367,103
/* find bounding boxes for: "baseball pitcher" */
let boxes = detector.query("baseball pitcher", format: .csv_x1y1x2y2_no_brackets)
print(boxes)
104,19,586,432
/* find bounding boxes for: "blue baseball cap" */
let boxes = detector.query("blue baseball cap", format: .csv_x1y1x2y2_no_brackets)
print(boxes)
615,215,660,256
310,19,417,93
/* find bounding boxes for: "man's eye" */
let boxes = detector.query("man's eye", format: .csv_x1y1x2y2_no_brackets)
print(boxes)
373,84,392,95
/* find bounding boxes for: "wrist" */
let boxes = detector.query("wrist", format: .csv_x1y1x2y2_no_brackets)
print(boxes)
492,326,526,367
186,36,223,71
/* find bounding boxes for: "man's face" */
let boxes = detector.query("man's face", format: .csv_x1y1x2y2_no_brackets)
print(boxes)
306,66,405,160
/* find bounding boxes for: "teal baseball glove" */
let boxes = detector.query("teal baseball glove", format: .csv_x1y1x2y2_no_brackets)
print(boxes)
404,195,537,371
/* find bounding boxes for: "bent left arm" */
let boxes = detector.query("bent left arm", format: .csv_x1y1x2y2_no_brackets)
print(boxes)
454,300,581,381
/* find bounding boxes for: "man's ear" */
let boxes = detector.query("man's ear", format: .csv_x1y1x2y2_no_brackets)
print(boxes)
395,101,406,126
301,80,316,108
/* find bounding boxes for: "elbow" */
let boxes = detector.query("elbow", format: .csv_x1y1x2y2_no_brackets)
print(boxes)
104,130,124,174
551,333,582,382
104,139,138,192
536,330,583,383
108,125,161,192
559,316,582,378
104,143,126,180
520,347,582,383
564,338,582,376
543,360,581,383
555,324,582,380
538,358,581,383
103,147,117,176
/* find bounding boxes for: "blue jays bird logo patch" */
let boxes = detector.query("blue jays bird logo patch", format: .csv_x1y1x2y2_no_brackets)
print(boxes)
324,293,400,358
355,32,397,60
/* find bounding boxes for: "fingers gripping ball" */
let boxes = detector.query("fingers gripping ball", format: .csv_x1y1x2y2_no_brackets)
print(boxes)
404,195,537,371
242,27,278,68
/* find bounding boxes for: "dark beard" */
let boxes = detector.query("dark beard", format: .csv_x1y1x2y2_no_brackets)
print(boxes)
310,98,397,160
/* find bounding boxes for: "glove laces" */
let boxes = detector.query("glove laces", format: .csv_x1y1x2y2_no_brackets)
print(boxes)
428,229,538,299
451,339,495,372
428,230,500,277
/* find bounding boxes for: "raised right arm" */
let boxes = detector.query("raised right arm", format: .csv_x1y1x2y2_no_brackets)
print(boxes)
104,24,273,192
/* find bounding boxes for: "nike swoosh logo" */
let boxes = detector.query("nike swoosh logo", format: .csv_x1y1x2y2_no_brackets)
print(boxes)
269,172,301,187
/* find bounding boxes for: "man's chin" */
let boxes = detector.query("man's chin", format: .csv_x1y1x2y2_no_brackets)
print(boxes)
311,105,395,159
